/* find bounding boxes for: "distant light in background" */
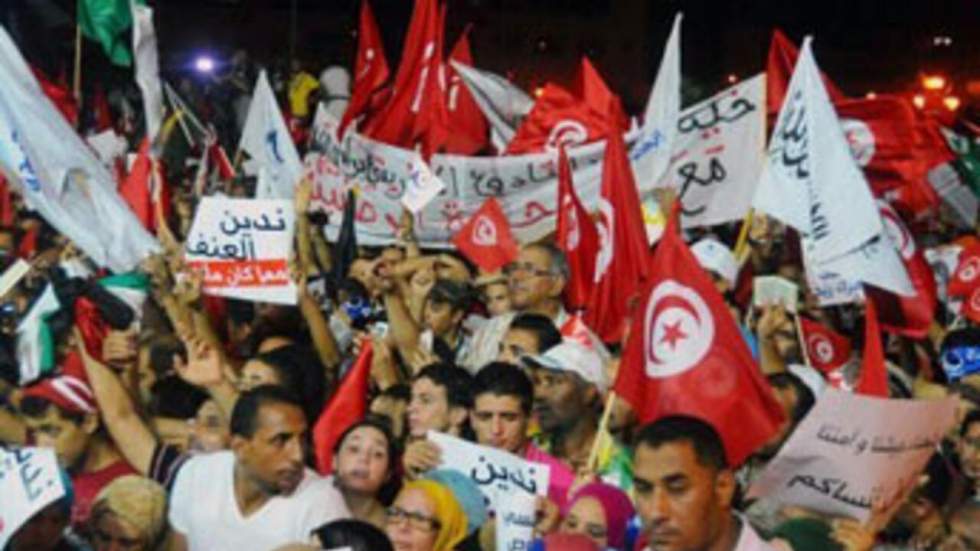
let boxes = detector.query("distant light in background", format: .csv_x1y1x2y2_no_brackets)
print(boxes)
536,38,548,52
194,55,215,73
922,74,947,91
726,74,738,84
866,91,877,99
912,94,926,109
533,86,545,98
944,95,961,111
932,35,953,46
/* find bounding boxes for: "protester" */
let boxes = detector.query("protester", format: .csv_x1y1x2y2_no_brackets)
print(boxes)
88,475,169,551
402,363,473,477
559,482,637,551
385,479,469,551
332,418,399,530
309,518,395,551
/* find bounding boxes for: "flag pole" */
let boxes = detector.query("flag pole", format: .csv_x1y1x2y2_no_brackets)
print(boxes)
73,24,83,105
733,208,754,263
585,392,617,474
794,312,812,368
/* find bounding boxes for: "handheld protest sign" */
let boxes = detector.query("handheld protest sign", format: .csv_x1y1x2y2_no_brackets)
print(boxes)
0,447,66,548
185,197,298,305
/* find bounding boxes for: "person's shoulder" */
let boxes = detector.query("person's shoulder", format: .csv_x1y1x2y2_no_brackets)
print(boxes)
295,470,342,499
175,450,233,482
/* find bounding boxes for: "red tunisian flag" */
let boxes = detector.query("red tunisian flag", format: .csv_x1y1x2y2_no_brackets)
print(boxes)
118,137,154,232
799,317,852,374
363,0,449,159
444,26,489,154
314,341,373,474
865,201,937,338
583,123,650,344
556,146,599,311
338,0,389,139
946,242,980,324
31,67,78,126
575,57,629,132
855,298,889,397
766,28,846,119
614,209,784,467
452,197,519,273
505,83,614,155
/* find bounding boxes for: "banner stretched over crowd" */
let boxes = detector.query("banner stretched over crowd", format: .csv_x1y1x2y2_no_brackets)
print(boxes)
305,74,766,247
184,197,297,305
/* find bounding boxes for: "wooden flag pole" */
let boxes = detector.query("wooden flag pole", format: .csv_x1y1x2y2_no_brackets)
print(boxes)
733,208,755,264
585,392,617,474
794,312,812,368
73,24,83,104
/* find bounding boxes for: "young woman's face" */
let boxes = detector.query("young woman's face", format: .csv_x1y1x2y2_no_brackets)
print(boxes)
335,425,391,496
560,496,609,549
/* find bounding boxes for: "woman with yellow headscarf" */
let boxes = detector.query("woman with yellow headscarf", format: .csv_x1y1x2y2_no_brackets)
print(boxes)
386,479,468,551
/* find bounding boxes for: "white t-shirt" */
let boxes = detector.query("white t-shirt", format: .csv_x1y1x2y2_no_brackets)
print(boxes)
168,451,349,551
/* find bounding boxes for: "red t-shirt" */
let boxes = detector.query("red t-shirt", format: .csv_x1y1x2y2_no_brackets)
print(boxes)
70,460,138,527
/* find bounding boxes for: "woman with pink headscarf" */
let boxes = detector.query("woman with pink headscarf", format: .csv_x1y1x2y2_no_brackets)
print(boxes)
558,482,636,551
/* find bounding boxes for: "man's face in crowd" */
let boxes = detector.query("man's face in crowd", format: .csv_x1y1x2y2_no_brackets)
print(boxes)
483,282,512,317
472,393,529,454
407,377,459,438
188,399,230,453
25,407,96,471
508,246,561,311
91,511,145,551
770,316,800,362
422,299,462,340
633,441,733,551
957,421,980,484
497,328,541,364
232,402,307,496
531,368,594,433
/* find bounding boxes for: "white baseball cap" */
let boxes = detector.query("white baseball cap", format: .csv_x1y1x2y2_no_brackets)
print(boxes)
691,238,738,288
522,339,608,393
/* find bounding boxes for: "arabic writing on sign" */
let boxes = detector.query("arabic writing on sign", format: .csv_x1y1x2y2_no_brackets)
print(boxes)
471,454,541,495
185,209,288,261
0,447,65,549
816,424,943,456
677,92,756,135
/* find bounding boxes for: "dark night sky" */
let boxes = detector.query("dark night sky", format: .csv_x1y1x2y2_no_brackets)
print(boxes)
5,0,979,113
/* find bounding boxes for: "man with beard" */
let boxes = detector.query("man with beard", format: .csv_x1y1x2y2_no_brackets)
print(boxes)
168,386,348,550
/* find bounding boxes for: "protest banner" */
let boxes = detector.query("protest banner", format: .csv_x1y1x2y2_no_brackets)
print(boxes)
184,197,297,305
427,431,550,512
0,447,66,548
303,77,765,247
747,389,957,523
495,492,536,551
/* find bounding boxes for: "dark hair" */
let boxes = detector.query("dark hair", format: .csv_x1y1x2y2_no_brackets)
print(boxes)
941,327,980,351
427,279,474,313
230,385,305,438
916,454,953,508
508,313,562,353
226,299,255,326
415,363,474,410
378,383,410,402
333,418,398,467
634,415,728,470
766,372,815,424
962,409,980,438
472,362,534,415
149,376,209,419
311,519,394,551
19,395,86,424
250,344,326,423
145,335,185,377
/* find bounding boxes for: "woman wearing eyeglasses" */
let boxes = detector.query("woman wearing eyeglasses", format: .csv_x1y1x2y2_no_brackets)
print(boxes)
385,479,468,551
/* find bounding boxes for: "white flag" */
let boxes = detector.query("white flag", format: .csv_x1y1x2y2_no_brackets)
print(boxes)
131,1,164,140
15,284,60,385
753,37,880,265
0,27,159,273
450,60,533,152
632,12,682,191
239,70,303,199
665,73,765,228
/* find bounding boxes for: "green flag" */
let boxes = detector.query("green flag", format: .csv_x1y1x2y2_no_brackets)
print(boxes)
77,0,144,66
941,128,980,198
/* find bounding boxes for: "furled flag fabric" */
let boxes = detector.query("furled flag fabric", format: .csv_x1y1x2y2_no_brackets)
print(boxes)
766,28,846,119
452,197,519,274
239,70,303,199
30,67,78,126
0,26,158,272
556,146,599,311
78,0,144,66
118,137,153,231
504,83,613,155
313,341,373,474
584,121,651,344
450,60,533,152
15,284,61,385
575,57,629,133
865,201,937,338
798,316,852,374
444,27,489,155
946,241,980,324
632,12,682,191
363,0,449,159
130,0,164,140
338,0,389,139
855,298,889,397
332,190,359,291
614,208,784,467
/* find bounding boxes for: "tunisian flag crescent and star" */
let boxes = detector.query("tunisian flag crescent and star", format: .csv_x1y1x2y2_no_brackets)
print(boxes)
613,208,784,467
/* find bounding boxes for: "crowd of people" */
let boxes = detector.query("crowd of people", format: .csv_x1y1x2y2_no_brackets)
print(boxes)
2,5,980,551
